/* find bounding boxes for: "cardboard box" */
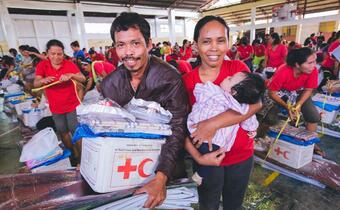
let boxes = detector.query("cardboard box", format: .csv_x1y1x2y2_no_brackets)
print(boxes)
312,93,340,124
268,138,314,169
80,137,165,193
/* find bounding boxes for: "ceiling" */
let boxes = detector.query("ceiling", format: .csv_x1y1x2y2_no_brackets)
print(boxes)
25,0,215,11
204,0,340,24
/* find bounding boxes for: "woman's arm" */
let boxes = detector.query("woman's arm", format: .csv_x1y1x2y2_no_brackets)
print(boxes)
296,89,313,107
191,101,262,150
268,90,288,109
85,78,93,92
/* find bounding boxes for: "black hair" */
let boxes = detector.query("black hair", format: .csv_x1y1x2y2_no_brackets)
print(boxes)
9,48,18,56
336,30,340,39
182,39,188,48
193,15,229,42
27,46,41,66
18,45,29,51
231,72,265,104
70,41,80,48
286,47,314,67
110,12,150,45
46,39,65,51
271,32,281,45
288,41,296,48
167,59,179,69
240,36,249,45
1,55,14,66
316,53,323,63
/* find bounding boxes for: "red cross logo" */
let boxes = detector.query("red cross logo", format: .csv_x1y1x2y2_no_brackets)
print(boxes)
274,147,289,160
117,158,137,179
117,158,153,179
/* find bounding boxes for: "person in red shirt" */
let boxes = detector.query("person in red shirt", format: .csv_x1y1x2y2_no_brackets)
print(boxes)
319,30,340,89
84,60,116,92
89,49,105,62
226,45,237,60
236,36,254,71
265,32,288,69
180,39,192,61
107,46,120,67
34,39,86,165
182,16,262,210
252,39,266,66
265,47,323,155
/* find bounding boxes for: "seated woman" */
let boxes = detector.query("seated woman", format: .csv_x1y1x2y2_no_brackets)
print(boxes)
263,47,323,155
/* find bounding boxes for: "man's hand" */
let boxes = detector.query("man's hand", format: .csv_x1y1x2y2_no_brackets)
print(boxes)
42,76,55,85
134,171,167,209
191,118,218,152
197,148,225,166
59,74,73,82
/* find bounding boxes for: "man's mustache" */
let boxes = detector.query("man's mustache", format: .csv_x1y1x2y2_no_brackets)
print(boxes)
122,56,141,61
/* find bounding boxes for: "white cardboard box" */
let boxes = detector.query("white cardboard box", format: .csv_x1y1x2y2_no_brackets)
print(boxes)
80,137,165,193
312,93,340,124
268,138,314,169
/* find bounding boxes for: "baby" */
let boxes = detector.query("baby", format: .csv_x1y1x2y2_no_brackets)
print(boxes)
187,71,265,185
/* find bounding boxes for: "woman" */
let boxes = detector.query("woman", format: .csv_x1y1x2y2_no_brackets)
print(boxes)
265,32,288,69
264,47,322,155
34,39,86,165
236,36,254,71
180,39,192,61
9,48,22,72
252,39,266,67
182,16,262,210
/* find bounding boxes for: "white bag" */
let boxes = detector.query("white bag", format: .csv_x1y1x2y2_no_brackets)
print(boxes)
19,127,60,162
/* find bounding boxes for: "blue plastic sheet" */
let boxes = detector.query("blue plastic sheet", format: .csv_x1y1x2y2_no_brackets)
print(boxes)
72,124,166,144
267,130,320,146
313,101,339,112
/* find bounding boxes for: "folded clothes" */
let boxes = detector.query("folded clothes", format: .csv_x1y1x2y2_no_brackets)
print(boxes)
94,187,198,210
25,147,63,169
270,123,318,141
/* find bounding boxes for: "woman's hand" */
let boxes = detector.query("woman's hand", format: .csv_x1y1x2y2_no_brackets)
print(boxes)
197,148,225,166
59,73,73,82
191,118,218,152
42,76,55,84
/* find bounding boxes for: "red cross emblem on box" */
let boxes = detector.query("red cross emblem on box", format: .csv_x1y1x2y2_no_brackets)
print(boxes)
117,158,153,179
274,146,289,160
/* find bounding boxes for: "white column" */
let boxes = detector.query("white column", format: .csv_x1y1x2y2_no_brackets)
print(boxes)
296,15,302,43
265,19,270,34
154,17,158,38
73,3,88,49
250,7,256,42
168,9,175,44
0,0,17,48
183,18,187,40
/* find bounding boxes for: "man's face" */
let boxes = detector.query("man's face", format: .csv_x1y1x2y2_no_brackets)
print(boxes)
47,46,64,66
114,27,151,73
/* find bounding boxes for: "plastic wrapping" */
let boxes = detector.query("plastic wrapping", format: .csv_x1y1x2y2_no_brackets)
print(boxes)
78,115,172,136
270,123,319,141
124,98,172,124
82,89,102,105
77,98,135,122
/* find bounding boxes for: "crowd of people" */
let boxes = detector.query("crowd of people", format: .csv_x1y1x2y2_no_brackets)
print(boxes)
1,11,339,210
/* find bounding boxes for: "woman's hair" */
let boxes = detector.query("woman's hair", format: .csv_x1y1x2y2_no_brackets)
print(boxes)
271,32,281,45
110,12,150,45
255,59,265,73
193,15,229,42
231,72,265,104
9,48,18,56
46,39,65,51
286,47,314,67
240,36,249,45
182,39,188,48
18,45,29,52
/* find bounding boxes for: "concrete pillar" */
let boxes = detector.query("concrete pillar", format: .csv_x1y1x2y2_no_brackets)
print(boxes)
168,9,175,44
154,17,158,38
250,7,256,42
72,3,88,49
296,15,302,43
0,1,17,48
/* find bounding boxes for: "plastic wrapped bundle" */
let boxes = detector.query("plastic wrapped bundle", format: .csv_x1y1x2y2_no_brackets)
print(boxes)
124,98,173,124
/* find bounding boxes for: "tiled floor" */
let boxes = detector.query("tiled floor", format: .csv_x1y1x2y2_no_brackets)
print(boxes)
0,96,339,209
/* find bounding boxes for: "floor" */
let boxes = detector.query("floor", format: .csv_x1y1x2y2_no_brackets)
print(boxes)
0,96,339,210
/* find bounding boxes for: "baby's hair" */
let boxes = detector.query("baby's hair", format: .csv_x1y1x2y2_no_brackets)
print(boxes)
231,72,265,104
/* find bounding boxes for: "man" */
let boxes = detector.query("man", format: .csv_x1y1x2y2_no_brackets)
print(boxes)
70,41,85,61
101,12,189,209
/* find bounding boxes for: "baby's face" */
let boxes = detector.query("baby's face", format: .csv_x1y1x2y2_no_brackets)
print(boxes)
220,72,246,92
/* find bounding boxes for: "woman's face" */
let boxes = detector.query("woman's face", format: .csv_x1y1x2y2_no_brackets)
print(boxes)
197,20,228,69
47,46,64,66
297,54,316,74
